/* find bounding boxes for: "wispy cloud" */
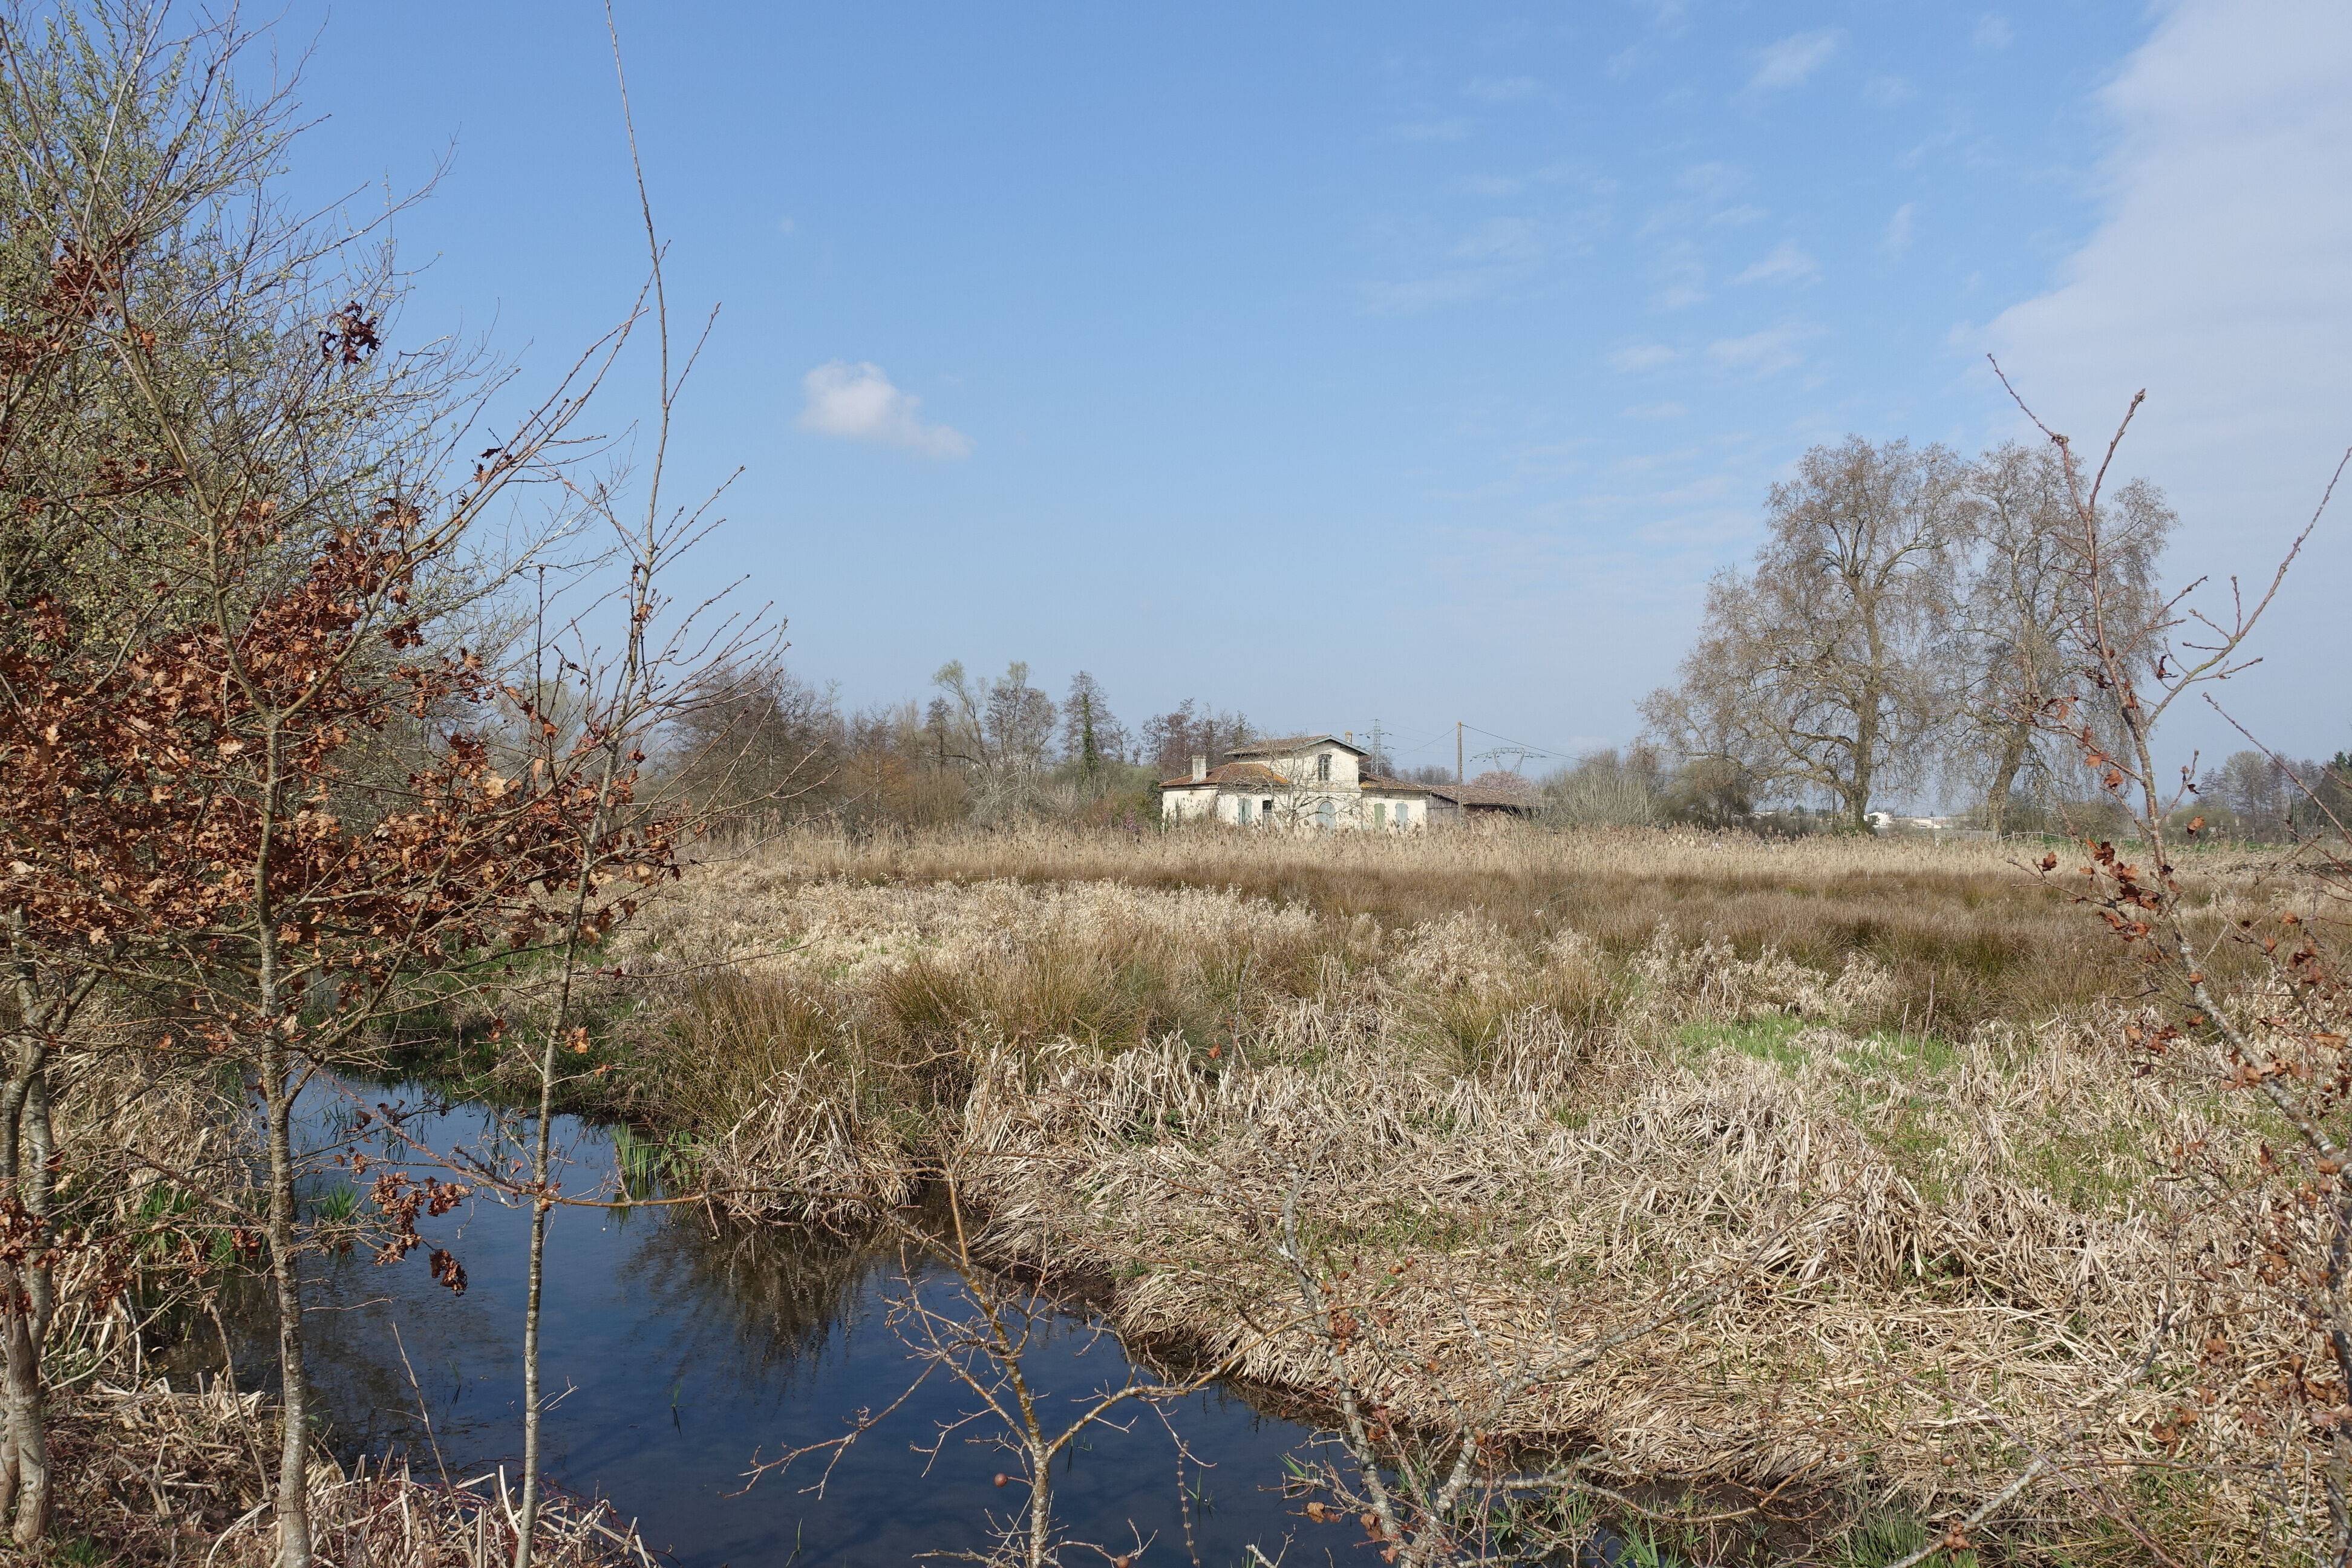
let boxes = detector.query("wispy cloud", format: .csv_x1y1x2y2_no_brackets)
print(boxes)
1361,272,1504,313
1883,202,1918,256
1745,29,1841,96
1973,14,2014,49
1677,162,1743,200
1451,217,1543,263
1864,74,1915,107
1389,118,1470,143
1651,243,1708,309
1704,324,1816,375
1467,75,1537,102
1732,239,1819,286
796,362,972,458
1609,342,1682,373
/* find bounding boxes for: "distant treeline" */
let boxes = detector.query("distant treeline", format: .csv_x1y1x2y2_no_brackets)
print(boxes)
661,661,1253,829
661,653,2350,844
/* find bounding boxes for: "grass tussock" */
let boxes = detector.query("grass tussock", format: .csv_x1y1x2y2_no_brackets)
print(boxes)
601,823,2322,1561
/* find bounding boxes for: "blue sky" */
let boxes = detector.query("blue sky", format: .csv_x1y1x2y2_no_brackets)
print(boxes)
285,1,2352,785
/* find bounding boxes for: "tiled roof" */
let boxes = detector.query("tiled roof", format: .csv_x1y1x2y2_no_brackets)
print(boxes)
1223,734,1367,757
1424,782,1537,808
1157,761,1293,788
1357,774,1434,794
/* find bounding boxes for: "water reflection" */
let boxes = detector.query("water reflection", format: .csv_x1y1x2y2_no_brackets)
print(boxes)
193,1083,1321,1568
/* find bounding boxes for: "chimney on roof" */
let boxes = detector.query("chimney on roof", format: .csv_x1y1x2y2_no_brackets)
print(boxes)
1191,754,1207,782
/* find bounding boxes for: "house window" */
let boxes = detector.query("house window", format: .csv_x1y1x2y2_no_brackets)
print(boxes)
1316,753,1331,782
1372,802,1388,827
1238,797,1253,825
1262,798,1274,822
1316,798,1336,831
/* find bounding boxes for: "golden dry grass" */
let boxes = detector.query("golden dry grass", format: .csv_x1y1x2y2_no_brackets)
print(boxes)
58,1374,653,1568
609,823,2320,1563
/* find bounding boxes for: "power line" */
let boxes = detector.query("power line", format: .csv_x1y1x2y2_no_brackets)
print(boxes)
1458,721,1595,762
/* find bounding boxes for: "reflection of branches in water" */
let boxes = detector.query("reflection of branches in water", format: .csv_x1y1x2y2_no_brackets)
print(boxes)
167,1251,523,1467
616,1207,889,1394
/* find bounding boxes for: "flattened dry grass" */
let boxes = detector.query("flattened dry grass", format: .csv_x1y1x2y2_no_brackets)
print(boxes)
607,823,2318,1561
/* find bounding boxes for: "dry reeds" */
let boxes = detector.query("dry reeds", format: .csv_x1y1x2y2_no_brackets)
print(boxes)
57,1373,655,1568
604,823,2316,1560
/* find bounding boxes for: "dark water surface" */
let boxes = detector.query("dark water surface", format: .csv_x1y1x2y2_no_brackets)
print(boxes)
211,1083,1327,1568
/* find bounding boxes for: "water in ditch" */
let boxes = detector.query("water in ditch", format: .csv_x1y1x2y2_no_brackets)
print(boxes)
195,1081,1330,1568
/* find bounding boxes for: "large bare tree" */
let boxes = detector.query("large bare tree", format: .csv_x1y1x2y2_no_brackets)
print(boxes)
1643,436,1971,832
1953,442,2172,831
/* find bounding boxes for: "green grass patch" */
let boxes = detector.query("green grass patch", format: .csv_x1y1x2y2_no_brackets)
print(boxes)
2019,1118,2145,1214
1837,1029,1959,1077
1831,1512,1977,1567
1676,1014,1810,1070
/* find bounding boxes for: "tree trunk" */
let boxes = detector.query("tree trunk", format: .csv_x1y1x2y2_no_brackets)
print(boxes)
1848,713,1878,834
260,1045,313,1568
1982,722,2033,835
1,1279,42,1547
0,1030,50,1546
515,1130,552,1568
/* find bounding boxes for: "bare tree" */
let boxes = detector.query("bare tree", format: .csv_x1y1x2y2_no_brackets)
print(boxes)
932,660,1060,820
1643,436,1970,831
1538,748,1663,828
1990,361,2352,1561
1139,698,1252,780
1953,441,2172,832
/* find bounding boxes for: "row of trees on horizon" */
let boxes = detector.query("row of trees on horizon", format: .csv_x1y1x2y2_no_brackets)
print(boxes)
672,433,2349,841
674,643,2348,841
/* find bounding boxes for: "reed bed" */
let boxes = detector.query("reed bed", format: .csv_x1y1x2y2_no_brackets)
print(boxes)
57,1373,655,1568
606,823,2314,1560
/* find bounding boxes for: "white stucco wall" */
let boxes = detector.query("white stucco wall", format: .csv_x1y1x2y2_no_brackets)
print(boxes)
1159,742,1428,830
1275,745,1357,788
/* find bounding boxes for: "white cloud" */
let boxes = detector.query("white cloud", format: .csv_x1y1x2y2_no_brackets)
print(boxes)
1610,342,1682,373
1864,74,1915,108
795,361,973,458
1390,118,1470,143
1979,0,2352,750
1468,76,1538,102
1733,240,1820,286
774,215,800,235
1883,202,1917,255
1973,15,2014,49
1704,324,1815,375
1745,29,1841,95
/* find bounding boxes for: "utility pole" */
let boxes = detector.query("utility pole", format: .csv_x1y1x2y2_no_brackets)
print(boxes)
1456,721,1464,785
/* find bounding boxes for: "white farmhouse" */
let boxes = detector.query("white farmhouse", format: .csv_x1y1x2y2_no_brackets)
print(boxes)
1157,734,1434,831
